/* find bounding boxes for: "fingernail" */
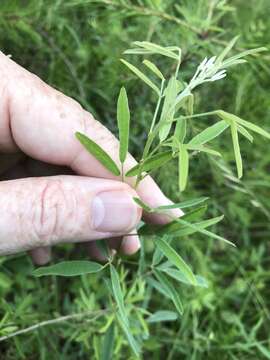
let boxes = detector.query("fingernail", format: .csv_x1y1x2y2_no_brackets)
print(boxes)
91,191,140,233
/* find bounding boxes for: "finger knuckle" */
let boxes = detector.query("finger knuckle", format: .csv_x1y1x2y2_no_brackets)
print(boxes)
32,178,74,245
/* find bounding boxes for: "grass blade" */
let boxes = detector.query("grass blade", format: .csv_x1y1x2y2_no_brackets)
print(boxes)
117,87,130,164
33,261,103,277
155,237,196,285
75,132,120,176
120,59,160,95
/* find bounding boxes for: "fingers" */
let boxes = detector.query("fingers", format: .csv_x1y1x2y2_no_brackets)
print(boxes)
86,231,140,262
0,175,142,255
120,231,141,255
29,246,51,265
0,52,182,224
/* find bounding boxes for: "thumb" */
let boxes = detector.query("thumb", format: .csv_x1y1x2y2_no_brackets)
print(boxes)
0,176,142,255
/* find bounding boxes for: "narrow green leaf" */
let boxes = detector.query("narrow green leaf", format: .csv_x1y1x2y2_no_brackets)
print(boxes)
175,217,235,247
159,267,208,288
152,235,169,266
186,94,194,115
116,312,140,357
155,238,196,285
154,270,183,316
125,150,172,177
139,206,207,236
150,216,222,239
188,121,229,146
101,323,114,360
179,144,189,192
124,48,153,55
33,261,103,277
133,41,179,60
155,197,209,210
110,274,141,357
216,36,240,64
110,265,127,324
96,239,110,259
256,344,270,360
143,59,164,80
147,277,169,298
182,206,208,221
171,216,224,237
147,310,177,323
75,132,120,176
222,47,267,68
133,197,153,212
120,59,160,95
159,76,178,141
235,117,270,139
186,145,221,157
217,110,270,139
230,121,243,178
117,87,130,164
237,124,253,142
140,214,224,239
173,117,186,146
135,197,208,214
223,59,247,68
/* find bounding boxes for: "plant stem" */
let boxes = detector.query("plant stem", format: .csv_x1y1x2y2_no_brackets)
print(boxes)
180,110,219,120
121,163,124,182
149,79,165,133
0,309,110,342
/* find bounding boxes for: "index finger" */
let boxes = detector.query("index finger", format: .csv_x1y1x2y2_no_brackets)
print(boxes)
0,51,182,224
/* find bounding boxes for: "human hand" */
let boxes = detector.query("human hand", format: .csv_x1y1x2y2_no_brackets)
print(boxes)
0,51,182,264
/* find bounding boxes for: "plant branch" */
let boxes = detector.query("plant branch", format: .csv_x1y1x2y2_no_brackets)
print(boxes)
0,309,110,342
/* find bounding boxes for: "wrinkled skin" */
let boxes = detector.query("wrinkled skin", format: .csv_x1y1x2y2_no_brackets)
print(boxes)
0,51,182,264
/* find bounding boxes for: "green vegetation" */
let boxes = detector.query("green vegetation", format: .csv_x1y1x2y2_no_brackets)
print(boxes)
1,1,270,359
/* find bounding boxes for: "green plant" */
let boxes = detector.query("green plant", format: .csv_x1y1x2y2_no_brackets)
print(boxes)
31,39,269,357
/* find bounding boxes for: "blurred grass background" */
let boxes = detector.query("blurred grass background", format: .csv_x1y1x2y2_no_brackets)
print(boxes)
0,0,270,359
